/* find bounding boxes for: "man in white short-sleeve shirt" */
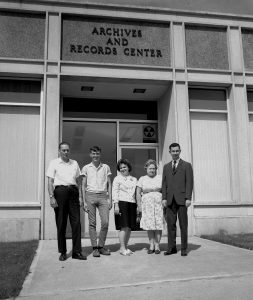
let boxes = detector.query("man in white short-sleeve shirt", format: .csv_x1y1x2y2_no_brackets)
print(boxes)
46,142,86,261
81,146,112,258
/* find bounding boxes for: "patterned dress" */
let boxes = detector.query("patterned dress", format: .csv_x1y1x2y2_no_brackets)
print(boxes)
137,175,163,230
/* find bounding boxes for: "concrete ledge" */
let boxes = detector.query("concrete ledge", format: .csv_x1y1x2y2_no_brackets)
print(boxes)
194,216,253,235
0,218,40,242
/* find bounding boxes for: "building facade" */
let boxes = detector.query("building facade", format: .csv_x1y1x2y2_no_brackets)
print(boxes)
1,0,253,241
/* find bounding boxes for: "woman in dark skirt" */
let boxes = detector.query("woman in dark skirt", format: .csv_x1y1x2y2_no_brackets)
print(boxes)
112,159,137,256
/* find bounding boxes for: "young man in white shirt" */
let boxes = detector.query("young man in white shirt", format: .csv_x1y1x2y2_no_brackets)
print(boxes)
47,142,86,261
81,146,112,257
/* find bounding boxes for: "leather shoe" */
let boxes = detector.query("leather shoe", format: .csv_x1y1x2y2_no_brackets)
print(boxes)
93,248,100,257
155,249,161,254
147,249,155,254
59,253,67,261
98,247,111,255
164,248,177,255
72,252,87,260
181,250,187,256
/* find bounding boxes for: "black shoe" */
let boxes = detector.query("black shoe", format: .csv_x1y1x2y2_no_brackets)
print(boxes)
72,252,87,260
181,250,187,256
93,248,100,257
98,247,111,256
59,253,67,261
147,249,155,254
155,249,161,254
164,248,177,255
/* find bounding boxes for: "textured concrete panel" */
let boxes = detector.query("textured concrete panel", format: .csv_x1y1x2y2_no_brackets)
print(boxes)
242,29,253,70
0,12,45,59
62,16,170,66
195,217,253,235
0,218,40,241
185,25,229,70
52,0,253,17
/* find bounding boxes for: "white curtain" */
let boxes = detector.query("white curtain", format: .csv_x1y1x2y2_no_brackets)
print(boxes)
0,106,40,203
191,112,231,203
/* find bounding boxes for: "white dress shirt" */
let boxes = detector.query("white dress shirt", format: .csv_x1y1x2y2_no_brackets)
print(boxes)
81,162,111,193
46,158,81,186
172,158,181,169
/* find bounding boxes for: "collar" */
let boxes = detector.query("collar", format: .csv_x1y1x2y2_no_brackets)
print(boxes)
119,173,131,179
172,158,180,164
88,162,103,169
58,157,72,164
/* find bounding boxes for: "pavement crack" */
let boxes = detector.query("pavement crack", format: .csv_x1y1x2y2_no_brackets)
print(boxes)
18,271,253,298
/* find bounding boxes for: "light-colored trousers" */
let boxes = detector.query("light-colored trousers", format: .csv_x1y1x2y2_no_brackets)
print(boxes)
86,192,109,248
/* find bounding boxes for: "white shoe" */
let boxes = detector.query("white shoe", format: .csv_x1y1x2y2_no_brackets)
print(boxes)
120,249,130,256
126,249,133,255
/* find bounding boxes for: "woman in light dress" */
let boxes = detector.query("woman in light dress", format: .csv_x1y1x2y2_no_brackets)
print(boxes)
136,159,163,254
112,158,137,256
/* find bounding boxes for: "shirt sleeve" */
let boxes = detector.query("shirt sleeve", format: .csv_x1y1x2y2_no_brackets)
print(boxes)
136,176,143,188
75,162,81,178
106,165,112,176
46,160,56,179
81,165,87,177
112,176,120,204
157,175,162,188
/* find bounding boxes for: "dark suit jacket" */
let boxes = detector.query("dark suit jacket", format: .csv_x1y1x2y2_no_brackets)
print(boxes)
162,159,193,206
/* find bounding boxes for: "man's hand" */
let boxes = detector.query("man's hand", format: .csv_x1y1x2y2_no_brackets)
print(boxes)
108,199,112,210
162,199,167,208
79,197,83,207
82,202,89,213
114,203,120,215
185,200,191,208
50,196,58,208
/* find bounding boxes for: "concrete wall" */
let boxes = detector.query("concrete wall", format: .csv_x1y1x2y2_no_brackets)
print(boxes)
39,0,253,17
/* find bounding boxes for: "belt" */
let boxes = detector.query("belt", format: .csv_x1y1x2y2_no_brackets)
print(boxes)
55,185,77,189
86,191,107,195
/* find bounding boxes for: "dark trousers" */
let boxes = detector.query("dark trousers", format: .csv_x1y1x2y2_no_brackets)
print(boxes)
54,185,81,254
166,197,188,251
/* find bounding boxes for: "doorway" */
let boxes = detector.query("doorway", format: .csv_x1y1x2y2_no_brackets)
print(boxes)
62,97,159,237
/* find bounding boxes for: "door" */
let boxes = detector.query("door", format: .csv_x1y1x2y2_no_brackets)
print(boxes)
62,121,117,237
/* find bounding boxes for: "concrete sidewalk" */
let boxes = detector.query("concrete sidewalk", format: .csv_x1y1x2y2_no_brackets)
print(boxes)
18,237,253,300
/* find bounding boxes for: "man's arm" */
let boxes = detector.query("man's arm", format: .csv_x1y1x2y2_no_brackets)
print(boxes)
76,175,83,207
81,176,89,212
162,165,168,208
185,162,194,208
47,177,58,208
107,175,112,210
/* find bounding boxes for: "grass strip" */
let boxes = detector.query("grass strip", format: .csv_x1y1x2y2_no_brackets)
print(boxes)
0,240,39,299
201,232,253,250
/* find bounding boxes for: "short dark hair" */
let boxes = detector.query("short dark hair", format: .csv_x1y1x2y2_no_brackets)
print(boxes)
117,158,132,172
59,141,70,150
90,146,101,153
169,143,181,150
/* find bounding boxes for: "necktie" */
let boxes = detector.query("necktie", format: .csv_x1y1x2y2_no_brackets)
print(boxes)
172,160,176,174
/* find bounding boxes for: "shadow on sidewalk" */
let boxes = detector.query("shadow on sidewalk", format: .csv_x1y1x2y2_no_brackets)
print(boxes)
77,242,201,256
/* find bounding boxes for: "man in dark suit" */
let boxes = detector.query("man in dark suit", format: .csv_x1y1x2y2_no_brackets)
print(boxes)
162,143,193,256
